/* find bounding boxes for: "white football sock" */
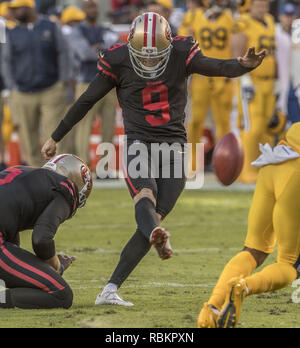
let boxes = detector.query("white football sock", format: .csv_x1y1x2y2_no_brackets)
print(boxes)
102,283,118,295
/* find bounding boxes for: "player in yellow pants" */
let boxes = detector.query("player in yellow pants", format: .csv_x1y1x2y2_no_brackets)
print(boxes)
231,0,277,183
239,79,276,182
189,76,233,169
178,1,235,171
198,122,300,328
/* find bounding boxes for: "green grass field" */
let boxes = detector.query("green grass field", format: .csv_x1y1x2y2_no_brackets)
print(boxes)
1,187,300,328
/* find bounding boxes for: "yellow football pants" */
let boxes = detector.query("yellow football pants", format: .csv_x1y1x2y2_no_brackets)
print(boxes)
188,75,233,170
207,154,300,310
239,80,276,183
245,158,300,266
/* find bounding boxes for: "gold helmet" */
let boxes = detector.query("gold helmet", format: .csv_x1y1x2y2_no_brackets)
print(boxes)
128,12,172,79
43,154,93,208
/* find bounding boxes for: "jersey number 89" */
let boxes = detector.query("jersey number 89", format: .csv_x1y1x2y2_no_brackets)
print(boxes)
200,27,228,50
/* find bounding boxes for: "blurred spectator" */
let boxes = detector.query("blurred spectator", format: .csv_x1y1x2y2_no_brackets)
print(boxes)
276,3,298,123
231,0,277,183
110,0,144,11
289,10,300,124
0,2,16,171
0,1,17,27
47,6,62,24
2,0,70,166
60,6,86,97
35,0,56,14
146,0,177,36
109,0,144,24
186,0,203,10
61,5,86,28
177,0,203,37
270,0,300,19
169,0,199,32
58,5,87,155
0,42,5,170
69,0,119,167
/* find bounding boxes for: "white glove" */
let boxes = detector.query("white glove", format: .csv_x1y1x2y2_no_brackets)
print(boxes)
252,143,300,168
240,74,255,102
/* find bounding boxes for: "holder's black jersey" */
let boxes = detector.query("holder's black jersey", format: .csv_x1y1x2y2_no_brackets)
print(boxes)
52,36,253,144
0,166,79,252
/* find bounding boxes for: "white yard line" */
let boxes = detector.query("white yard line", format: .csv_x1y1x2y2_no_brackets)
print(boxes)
69,281,216,290
70,247,240,254
93,173,255,192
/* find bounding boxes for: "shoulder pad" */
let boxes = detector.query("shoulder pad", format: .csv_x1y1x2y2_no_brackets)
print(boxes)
99,43,128,66
172,36,197,52
58,177,79,217
172,36,201,67
97,43,127,81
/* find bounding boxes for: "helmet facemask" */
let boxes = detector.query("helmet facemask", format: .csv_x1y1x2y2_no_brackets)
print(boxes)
78,164,92,208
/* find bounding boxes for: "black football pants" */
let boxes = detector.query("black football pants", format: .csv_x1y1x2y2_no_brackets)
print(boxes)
109,140,187,287
0,232,73,309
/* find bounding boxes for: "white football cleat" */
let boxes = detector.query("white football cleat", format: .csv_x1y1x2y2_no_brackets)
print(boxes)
95,291,134,307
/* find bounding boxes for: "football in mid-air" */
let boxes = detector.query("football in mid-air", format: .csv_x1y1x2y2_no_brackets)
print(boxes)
212,132,244,186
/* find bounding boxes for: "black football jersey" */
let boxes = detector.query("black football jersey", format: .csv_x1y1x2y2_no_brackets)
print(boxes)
0,166,78,242
52,36,251,145
97,37,199,144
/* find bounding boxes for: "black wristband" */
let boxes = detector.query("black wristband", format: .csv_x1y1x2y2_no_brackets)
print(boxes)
51,120,72,142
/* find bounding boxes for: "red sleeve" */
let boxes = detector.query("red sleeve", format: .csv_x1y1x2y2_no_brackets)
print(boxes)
97,56,118,82
97,44,126,83
185,40,202,67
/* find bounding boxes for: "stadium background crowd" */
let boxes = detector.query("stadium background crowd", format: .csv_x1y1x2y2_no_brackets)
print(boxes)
0,0,299,183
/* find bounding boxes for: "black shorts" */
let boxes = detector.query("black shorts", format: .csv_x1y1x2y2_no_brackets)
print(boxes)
123,140,187,218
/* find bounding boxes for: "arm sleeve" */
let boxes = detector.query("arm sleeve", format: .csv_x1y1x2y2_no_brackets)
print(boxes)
51,72,115,142
32,193,71,260
187,50,253,77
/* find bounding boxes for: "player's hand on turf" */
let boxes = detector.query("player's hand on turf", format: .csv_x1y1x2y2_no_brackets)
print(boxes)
41,138,57,160
57,253,76,275
237,47,266,69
